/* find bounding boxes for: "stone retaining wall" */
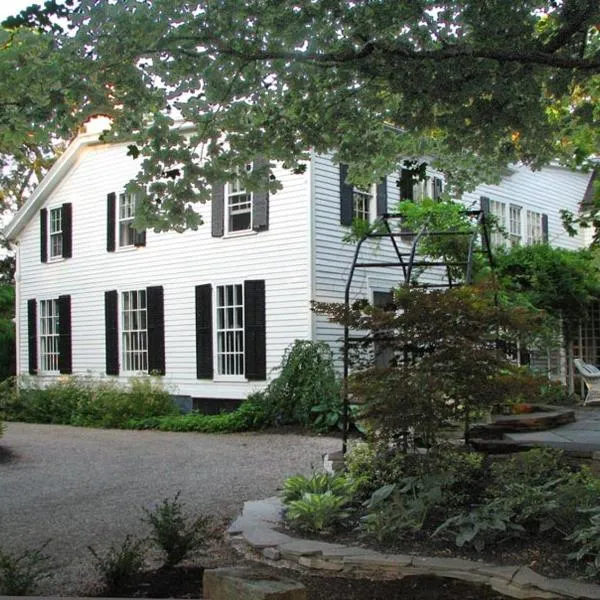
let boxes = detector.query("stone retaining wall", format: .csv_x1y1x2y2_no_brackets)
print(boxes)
227,497,600,600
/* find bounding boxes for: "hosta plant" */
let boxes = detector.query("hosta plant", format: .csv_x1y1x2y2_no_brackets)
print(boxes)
285,492,352,533
281,472,356,504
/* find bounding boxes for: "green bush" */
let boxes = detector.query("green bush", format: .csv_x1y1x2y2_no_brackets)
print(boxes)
281,472,356,504
1,376,177,428
142,492,211,567
286,492,352,533
0,541,52,595
88,535,146,592
0,285,15,382
567,506,600,578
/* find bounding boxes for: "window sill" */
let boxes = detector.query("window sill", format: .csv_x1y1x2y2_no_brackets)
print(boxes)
213,375,248,383
115,245,142,252
47,257,65,263
223,230,258,239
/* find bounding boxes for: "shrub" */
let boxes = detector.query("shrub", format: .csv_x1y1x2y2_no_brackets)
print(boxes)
142,492,211,567
567,506,600,578
88,535,146,592
286,492,352,533
281,472,356,504
0,541,52,595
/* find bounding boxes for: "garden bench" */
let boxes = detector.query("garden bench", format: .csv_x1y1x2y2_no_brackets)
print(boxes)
573,358,600,405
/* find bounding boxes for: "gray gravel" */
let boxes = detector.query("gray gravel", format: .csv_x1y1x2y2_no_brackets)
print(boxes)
0,422,340,595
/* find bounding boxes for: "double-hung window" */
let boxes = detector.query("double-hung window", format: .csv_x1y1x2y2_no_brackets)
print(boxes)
490,200,506,247
49,207,63,259
527,210,543,244
509,205,522,246
121,289,148,372
352,186,373,222
226,164,253,234
215,284,245,377
39,299,60,372
119,193,137,247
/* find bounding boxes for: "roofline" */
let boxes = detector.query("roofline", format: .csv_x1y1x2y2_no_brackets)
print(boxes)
3,129,107,241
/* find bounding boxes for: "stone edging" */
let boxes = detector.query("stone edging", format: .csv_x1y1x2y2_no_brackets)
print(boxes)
227,497,600,600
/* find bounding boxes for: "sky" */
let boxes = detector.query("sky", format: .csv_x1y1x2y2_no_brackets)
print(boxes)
0,0,40,22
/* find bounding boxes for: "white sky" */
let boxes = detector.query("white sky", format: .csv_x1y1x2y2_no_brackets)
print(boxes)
0,0,41,22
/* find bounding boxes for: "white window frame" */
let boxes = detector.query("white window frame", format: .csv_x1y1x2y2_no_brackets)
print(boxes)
214,283,245,380
526,210,543,244
509,204,522,246
352,184,374,222
490,200,507,247
49,206,63,260
121,289,148,373
118,192,137,248
39,298,60,373
225,164,253,235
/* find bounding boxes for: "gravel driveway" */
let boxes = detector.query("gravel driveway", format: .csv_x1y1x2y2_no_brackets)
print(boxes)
0,422,339,595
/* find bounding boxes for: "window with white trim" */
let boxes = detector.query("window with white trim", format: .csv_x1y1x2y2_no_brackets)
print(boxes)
490,200,506,247
49,207,63,259
226,164,253,233
216,284,245,376
118,193,137,247
526,210,543,244
352,185,373,221
39,298,59,372
509,205,522,246
121,289,148,372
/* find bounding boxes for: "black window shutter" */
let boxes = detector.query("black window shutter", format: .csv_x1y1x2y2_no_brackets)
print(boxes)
104,290,119,375
376,177,387,216
542,214,549,243
107,193,116,252
62,203,72,259
27,299,38,375
480,196,491,215
480,196,491,254
133,228,146,247
58,294,72,374
340,164,354,226
146,286,165,375
195,284,213,379
244,280,266,380
252,156,269,232
399,169,414,201
211,183,225,237
40,208,48,263
432,177,443,201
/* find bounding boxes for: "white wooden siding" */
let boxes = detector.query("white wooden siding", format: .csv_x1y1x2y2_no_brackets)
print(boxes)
15,143,312,399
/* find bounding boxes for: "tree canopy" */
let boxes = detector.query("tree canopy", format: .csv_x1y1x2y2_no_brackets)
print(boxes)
1,0,598,232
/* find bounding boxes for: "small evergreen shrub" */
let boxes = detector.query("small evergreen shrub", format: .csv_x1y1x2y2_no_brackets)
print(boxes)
142,492,211,567
0,541,52,595
88,535,146,592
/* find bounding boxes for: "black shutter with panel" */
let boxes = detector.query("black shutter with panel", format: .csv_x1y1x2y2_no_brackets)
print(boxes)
340,164,354,226
195,284,213,379
376,177,387,216
40,208,48,263
58,294,72,374
432,177,443,201
211,183,225,237
62,203,72,259
27,299,38,374
146,285,165,375
480,196,491,254
107,193,116,252
252,156,270,232
244,280,266,380
104,290,119,375
399,169,414,201
542,214,549,243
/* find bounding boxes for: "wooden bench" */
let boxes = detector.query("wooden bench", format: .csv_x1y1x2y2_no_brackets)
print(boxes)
573,358,600,406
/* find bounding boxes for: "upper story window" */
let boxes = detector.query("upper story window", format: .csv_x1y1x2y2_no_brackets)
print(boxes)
509,205,522,246
39,298,59,372
121,289,148,372
353,186,374,222
49,207,63,259
226,164,253,234
490,200,507,247
215,283,245,377
119,193,137,247
527,210,543,244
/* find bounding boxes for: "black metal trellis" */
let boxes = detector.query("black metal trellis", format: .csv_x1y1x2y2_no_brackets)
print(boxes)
341,209,495,453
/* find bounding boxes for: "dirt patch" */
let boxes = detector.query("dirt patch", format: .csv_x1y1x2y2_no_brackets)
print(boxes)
0,444,17,464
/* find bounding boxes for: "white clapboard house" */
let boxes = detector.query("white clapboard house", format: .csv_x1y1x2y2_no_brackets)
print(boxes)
4,119,595,410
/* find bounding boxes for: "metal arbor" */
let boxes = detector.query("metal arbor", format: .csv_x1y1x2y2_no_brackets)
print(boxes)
341,209,494,452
